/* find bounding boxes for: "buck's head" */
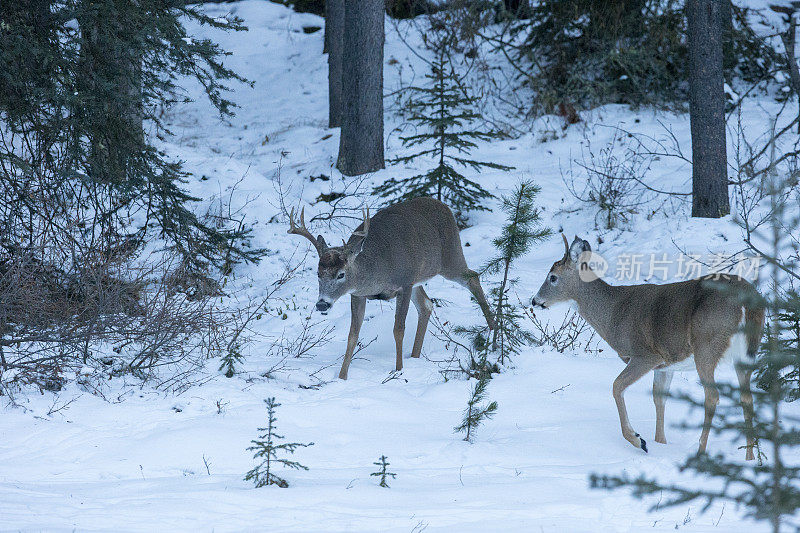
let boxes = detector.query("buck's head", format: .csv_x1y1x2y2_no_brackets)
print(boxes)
531,234,592,309
288,207,369,314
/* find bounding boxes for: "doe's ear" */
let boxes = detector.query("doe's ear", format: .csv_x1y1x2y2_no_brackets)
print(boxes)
569,236,591,264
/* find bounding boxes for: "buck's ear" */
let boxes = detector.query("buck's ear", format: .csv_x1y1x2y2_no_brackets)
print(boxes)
316,235,328,249
569,236,591,263
345,234,366,258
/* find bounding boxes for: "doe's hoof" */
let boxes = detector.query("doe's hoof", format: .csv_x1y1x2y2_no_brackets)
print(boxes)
636,433,648,453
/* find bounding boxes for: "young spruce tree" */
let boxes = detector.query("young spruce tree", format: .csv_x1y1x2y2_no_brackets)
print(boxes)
245,398,314,488
482,181,551,364
370,455,397,488
374,37,512,223
454,356,498,443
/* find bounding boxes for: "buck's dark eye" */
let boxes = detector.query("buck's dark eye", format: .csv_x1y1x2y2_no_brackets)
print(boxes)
549,274,558,284
337,272,345,280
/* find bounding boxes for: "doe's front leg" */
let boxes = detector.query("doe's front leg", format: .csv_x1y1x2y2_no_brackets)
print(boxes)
613,356,660,452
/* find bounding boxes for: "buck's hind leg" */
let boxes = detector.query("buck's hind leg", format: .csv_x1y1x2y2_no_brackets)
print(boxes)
653,368,673,444
613,356,660,452
393,286,412,371
447,269,495,330
410,286,432,359
339,295,366,380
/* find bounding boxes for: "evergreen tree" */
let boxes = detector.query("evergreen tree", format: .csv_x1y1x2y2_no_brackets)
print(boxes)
482,181,551,364
374,42,512,223
454,361,498,443
219,342,243,378
245,398,314,488
756,288,800,401
370,455,397,488
0,1,263,282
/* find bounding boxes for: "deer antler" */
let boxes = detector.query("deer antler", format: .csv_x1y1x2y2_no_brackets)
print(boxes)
288,207,327,256
561,233,569,259
352,206,370,239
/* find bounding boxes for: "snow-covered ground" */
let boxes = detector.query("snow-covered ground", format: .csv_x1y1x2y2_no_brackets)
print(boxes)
1,2,796,531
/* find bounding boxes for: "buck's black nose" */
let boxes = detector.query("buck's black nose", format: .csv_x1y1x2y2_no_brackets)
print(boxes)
316,300,331,312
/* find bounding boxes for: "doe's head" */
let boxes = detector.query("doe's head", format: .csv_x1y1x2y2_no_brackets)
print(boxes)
531,234,592,309
287,207,369,313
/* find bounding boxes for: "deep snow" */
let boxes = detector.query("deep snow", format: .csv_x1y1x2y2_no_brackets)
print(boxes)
1,2,797,531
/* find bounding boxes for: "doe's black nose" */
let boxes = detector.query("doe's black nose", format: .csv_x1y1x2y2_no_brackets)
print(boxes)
316,300,331,312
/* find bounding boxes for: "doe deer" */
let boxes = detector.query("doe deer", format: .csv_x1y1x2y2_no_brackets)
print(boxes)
288,197,495,379
532,235,765,459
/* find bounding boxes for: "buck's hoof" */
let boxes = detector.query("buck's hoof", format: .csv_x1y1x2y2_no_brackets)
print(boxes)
636,433,648,453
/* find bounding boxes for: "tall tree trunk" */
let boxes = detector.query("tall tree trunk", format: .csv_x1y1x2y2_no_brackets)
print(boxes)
323,0,329,53
687,0,730,218
336,0,385,176
327,0,344,127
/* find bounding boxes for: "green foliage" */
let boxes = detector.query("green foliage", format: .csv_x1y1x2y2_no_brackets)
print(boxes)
454,358,498,443
482,181,551,363
219,343,244,378
499,0,783,113
245,398,314,488
370,455,397,488
0,0,264,282
375,43,511,223
756,290,800,402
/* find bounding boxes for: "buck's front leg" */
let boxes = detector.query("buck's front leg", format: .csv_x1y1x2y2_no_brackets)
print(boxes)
393,286,412,371
613,356,660,452
338,295,366,380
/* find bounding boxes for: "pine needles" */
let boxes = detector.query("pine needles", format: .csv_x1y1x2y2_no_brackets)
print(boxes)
245,398,313,488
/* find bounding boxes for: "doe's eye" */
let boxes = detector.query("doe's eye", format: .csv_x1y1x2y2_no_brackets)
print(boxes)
549,274,558,284
337,272,345,280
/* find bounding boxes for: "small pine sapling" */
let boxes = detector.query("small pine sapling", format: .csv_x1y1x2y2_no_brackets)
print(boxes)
370,455,397,488
482,181,551,364
219,342,244,378
244,397,313,488
454,358,498,443
374,40,512,224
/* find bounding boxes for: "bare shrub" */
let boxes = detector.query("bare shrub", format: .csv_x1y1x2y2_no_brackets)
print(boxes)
525,308,600,355
566,129,651,230
0,247,234,395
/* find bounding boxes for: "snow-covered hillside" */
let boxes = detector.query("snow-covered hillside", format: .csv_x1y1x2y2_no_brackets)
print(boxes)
1,2,796,531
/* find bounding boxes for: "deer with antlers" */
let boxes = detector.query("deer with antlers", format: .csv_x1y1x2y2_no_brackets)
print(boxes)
532,235,765,459
288,197,495,379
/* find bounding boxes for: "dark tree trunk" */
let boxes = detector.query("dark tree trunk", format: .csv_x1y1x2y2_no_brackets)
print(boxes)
327,0,344,127
503,0,530,18
687,0,729,218
336,0,385,176
323,0,329,53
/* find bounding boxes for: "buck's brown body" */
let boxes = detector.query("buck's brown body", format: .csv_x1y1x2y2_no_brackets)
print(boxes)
289,197,495,379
